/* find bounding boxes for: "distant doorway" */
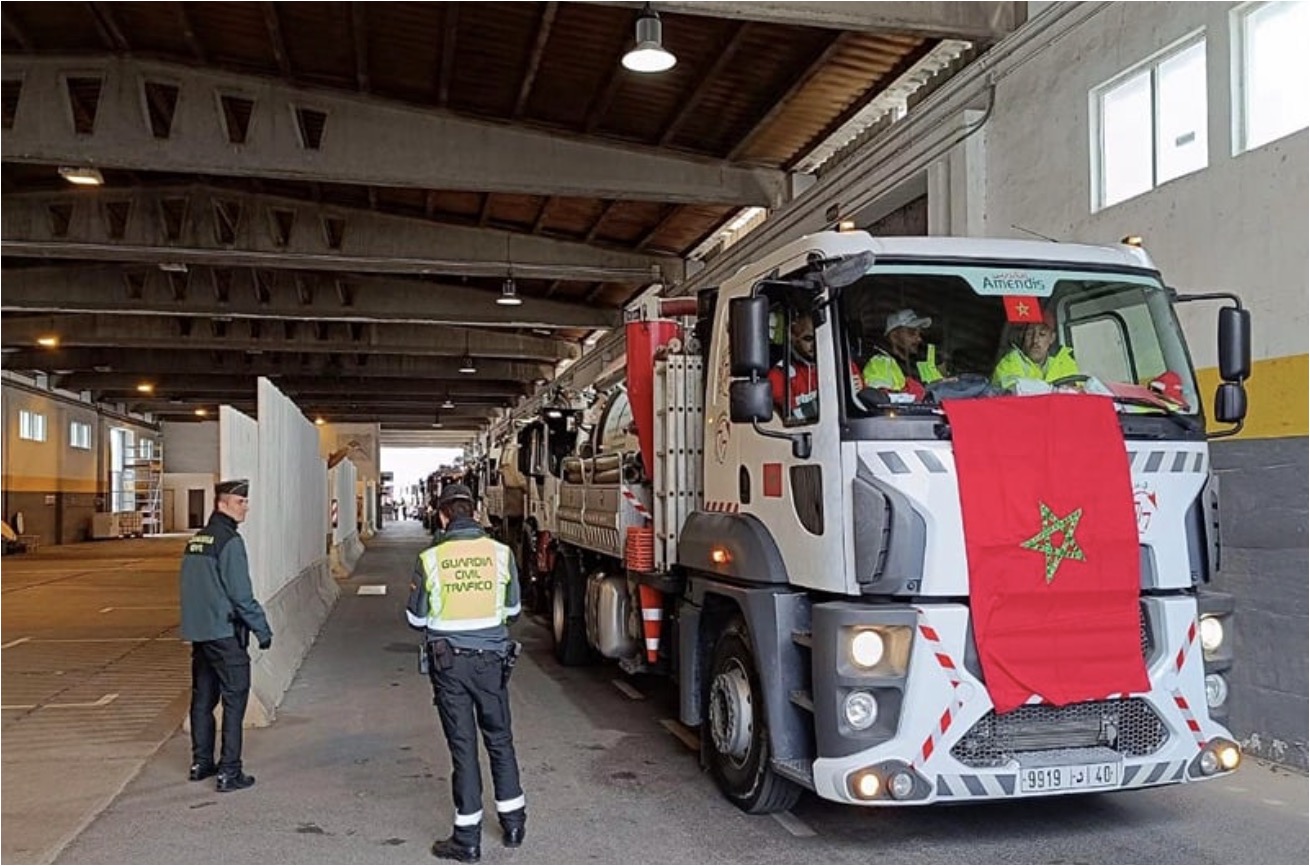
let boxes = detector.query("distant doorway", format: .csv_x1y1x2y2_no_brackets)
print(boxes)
188,489,205,528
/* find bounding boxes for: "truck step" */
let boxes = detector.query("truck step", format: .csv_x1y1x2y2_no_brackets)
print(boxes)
771,758,814,788
791,629,813,648
789,689,814,713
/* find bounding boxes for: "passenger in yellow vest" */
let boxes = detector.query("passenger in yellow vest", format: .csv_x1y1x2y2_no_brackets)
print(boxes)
862,308,944,401
992,309,1080,391
407,483,525,863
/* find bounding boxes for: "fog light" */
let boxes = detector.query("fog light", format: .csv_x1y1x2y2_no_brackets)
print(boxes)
850,629,885,669
853,770,881,799
1217,743,1241,770
843,690,878,731
1199,616,1224,653
1204,673,1229,708
1198,750,1220,776
889,770,915,800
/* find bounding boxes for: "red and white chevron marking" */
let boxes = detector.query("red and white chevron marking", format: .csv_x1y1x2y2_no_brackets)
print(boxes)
620,485,653,522
1171,687,1206,750
1175,620,1197,675
912,620,968,769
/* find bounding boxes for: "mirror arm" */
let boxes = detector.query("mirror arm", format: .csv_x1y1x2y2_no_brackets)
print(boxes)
1171,290,1244,309
750,422,812,459
1207,420,1244,440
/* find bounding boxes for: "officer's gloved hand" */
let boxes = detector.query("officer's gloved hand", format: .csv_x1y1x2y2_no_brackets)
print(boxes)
258,635,272,650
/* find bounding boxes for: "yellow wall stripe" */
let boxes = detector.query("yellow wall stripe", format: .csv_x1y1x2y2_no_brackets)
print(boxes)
1,478,101,493
1197,353,1309,440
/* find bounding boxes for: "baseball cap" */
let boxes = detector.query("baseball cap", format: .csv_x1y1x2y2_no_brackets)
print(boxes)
1148,371,1185,404
885,308,932,335
438,483,474,506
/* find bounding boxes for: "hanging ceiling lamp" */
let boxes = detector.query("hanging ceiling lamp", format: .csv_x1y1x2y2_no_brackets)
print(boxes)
497,275,523,306
622,3,677,74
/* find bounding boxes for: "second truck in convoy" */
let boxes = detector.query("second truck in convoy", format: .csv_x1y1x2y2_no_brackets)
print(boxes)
482,230,1249,812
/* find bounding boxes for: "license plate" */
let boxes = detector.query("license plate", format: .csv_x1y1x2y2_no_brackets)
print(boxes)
1019,761,1120,794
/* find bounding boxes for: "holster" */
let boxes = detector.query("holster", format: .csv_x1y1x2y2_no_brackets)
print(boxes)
232,617,251,650
429,638,455,672
501,640,522,687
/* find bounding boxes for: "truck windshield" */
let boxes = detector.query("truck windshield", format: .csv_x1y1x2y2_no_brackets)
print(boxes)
836,265,1202,425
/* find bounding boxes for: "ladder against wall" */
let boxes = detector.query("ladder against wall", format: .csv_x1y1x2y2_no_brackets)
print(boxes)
127,439,164,536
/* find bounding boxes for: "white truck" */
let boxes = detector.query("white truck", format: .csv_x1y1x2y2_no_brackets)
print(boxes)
541,230,1248,812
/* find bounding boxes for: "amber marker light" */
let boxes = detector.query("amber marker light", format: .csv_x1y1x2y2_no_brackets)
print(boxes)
710,546,731,565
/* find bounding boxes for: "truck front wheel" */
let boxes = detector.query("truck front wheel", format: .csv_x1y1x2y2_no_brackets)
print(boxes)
705,620,801,814
551,552,589,666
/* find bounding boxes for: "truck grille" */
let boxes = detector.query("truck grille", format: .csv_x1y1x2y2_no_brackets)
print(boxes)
950,698,1168,768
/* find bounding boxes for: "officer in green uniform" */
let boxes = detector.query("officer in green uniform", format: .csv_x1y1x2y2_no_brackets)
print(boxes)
179,478,272,793
407,483,526,863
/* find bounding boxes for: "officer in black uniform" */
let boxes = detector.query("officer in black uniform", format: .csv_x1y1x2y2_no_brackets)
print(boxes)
407,483,526,863
179,478,273,792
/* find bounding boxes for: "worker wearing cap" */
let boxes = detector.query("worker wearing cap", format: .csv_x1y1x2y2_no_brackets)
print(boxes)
407,482,526,863
992,307,1080,391
179,478,272,793
862,308,945,400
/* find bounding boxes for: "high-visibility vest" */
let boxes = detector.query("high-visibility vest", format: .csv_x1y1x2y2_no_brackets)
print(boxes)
419,537,514,632
991,345,1080,390
862,346,943,392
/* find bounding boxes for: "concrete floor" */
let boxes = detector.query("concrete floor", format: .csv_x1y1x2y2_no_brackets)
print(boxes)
3,524,1306,866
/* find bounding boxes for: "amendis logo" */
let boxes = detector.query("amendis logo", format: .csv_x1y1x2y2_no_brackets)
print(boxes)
981,271,1048,293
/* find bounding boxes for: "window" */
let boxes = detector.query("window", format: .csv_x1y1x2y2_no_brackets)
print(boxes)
1094,36,1208,209
1235,1,1310,153
69,420,92,450
19,410,47,442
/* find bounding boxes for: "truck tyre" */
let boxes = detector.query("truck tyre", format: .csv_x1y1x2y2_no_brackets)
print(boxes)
705,619,801,814
551,552,589,666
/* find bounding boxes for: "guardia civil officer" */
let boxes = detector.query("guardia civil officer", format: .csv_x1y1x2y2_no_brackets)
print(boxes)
179,478,273,793
406,483,526,863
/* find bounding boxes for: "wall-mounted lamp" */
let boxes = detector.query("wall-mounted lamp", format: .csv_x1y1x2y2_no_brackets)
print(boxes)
623,3,677,73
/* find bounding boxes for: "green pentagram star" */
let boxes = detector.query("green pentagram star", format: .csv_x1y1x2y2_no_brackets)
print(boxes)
1020,503,1085,583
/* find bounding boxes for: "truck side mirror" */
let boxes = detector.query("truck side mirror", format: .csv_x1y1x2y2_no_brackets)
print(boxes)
1214,382,1247,424
729,296,771,377
1218,307,1251,382
730,379,774,424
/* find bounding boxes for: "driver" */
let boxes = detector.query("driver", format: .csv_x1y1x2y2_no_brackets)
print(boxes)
992,308,1080,390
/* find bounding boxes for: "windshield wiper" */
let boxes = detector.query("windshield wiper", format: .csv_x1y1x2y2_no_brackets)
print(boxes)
1109,395,1201,434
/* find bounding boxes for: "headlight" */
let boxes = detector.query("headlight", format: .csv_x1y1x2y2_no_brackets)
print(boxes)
850,629,886,669
843,690,879,731
1204,673,1229,708
1199,616,1224,653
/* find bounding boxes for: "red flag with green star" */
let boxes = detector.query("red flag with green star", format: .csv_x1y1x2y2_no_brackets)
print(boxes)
943,393,1148,713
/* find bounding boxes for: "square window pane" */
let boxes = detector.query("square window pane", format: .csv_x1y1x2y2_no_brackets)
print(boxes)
1156,41,1208,183
1244,1,1310,150
1101,71,1153,206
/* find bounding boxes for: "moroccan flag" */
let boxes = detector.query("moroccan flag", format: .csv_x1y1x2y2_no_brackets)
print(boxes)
1003,295,1043,323
944,394,1148,713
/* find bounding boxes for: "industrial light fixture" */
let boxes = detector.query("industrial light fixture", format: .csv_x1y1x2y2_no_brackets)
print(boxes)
194,408,208,417
459,332,477,374
442,395,456,410
58,166,104,186
136,382,155,394
622,3,677,73
432,412,444,429
37,335,59,348
498,276,523,306
315,416,326,426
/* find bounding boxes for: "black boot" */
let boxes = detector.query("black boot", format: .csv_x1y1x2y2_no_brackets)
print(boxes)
500,808,526,847
188,762,217,782
215,771,256,792
430,836,481,863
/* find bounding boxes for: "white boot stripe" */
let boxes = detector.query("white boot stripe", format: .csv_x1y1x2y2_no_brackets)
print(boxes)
496,795,526,812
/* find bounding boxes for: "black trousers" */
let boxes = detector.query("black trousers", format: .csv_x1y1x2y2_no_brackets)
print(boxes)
429,647,524,840
190,637,251,774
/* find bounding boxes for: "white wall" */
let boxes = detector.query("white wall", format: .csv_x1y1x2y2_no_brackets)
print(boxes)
976,2,1307,368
